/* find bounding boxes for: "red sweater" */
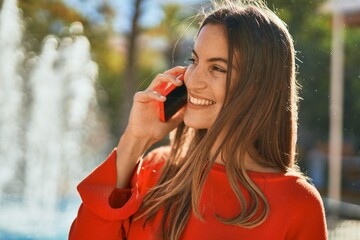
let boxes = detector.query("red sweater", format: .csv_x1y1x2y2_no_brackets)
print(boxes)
69,148,327,240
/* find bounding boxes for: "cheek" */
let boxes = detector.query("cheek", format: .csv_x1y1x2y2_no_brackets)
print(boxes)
184,66,194,86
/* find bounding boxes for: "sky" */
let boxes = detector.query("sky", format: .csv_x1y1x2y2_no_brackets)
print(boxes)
63,0,203,32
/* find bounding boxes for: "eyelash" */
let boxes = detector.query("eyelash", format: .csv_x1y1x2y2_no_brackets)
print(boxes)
187,57,227,73
211,66,227,73
187,58,196,64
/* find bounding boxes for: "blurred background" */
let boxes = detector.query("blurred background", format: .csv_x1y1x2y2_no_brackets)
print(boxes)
0,0,359,239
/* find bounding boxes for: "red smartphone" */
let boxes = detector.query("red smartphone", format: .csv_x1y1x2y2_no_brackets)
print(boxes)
154,81,187,122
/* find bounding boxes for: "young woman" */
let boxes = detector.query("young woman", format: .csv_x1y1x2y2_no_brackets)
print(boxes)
69,1,327,239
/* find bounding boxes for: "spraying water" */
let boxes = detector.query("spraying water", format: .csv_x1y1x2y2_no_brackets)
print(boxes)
0,0,23,204
0,0,105,238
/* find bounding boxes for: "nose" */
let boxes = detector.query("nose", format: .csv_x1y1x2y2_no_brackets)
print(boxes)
184,65,207,90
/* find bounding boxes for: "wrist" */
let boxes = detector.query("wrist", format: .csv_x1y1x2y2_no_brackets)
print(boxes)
119,130,154,152
115,132,153,188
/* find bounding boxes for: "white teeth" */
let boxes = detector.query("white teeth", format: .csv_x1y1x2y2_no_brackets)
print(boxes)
189,96,215,106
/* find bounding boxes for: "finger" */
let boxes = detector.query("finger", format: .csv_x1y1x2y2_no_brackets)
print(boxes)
148,73,184,90
163,66,187,76
134,90,166,103
148,66,187,89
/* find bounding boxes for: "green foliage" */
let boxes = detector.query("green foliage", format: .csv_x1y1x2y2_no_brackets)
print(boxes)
267,0,330,141
268,0,360,152
17,0,125,134
18,0,89,52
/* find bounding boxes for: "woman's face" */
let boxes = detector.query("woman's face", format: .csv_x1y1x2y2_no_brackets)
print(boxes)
184,24,233,129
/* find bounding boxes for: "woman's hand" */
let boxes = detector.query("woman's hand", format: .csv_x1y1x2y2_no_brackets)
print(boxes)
124,66,187,145
115,66,187,188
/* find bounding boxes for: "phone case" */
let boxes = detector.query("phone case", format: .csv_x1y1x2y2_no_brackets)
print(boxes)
154,82,187,122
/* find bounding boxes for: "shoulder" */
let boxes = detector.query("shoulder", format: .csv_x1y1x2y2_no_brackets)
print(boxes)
280,173,326,223
293,175,323,204
263,171,325,220
280,172,324,210
279,174,327,238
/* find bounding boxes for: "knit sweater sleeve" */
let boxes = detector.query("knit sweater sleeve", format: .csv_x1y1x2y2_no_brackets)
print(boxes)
68,148,166,240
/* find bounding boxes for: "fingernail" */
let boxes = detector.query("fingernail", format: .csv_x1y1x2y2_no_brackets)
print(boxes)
176,75,184,82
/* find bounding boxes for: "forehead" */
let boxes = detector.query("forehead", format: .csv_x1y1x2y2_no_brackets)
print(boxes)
194,24,228,58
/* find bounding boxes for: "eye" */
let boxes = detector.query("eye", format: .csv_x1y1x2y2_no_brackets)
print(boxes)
187,58,197,65
211,65,227,73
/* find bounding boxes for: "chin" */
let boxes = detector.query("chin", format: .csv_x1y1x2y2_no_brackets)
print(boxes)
183,114,212,129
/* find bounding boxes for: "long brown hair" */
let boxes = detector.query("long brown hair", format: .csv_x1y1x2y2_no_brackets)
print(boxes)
138,1,300,239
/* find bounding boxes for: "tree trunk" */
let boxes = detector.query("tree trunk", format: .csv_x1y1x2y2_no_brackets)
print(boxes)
120,0,144,132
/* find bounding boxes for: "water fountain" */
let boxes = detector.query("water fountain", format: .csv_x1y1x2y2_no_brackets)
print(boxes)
0,0,106,238
0,0,23,206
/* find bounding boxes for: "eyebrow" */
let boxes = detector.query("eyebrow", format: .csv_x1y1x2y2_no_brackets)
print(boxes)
192,49,229,65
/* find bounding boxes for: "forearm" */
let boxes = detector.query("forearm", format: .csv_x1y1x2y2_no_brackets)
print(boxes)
115,131,153,188
70,150,136,239
69,204,123,240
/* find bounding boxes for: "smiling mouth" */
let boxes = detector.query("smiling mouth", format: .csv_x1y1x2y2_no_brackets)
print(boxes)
189,96,216,106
